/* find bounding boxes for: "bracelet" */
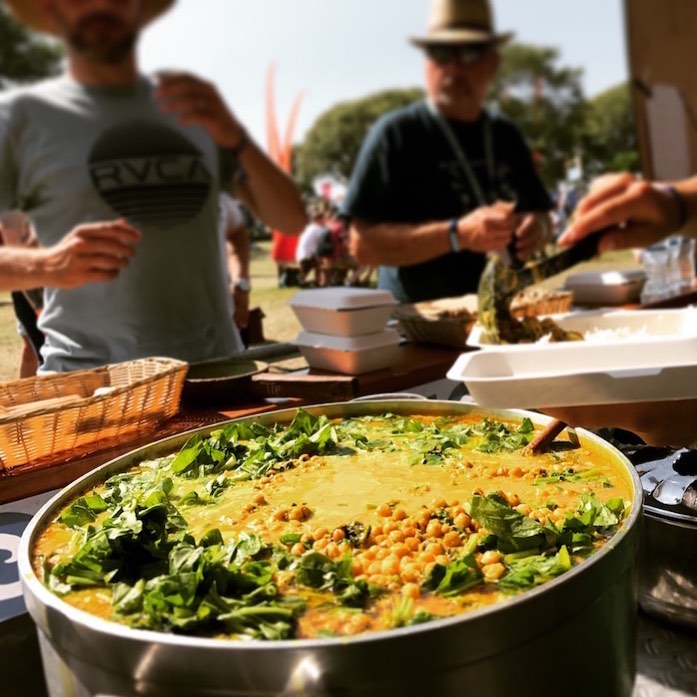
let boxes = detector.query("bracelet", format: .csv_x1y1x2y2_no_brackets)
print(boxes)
659,184,688,232
448,218,460,253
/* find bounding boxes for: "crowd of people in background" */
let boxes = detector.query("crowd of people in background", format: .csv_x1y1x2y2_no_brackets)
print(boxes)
294,198,374,288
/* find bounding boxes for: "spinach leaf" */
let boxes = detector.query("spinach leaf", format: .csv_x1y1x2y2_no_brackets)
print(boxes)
421,554,482,596
469,492,555,553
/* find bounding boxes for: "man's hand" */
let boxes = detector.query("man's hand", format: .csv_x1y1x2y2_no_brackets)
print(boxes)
154,71,246,149
558,173,680,253
40,220,141,288
510,212,553,260
457,204,518,253
232,286,250,329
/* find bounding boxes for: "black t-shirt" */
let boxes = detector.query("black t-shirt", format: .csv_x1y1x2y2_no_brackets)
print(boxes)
342,101,552,303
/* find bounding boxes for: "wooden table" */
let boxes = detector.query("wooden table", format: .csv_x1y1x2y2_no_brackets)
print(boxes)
0,343,464,505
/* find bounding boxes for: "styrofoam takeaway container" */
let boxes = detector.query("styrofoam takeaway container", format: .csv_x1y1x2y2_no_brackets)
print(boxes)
290,288,397,336
294,329,401,374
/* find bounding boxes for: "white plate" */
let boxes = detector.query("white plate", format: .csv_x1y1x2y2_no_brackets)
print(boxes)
447,336,697,408
453,307,697,408
468,307,697,348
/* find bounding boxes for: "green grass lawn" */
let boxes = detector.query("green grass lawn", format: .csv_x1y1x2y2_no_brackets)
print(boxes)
0,244,639,384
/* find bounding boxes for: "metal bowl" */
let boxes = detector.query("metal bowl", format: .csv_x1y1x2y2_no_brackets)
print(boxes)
19,401,643,697
181,357,268,406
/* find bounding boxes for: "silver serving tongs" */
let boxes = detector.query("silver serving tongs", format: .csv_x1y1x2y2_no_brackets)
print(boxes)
477,228,607,343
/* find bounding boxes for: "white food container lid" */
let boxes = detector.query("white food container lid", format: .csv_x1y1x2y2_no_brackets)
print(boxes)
294,328,401,351
564,270,646,288
290,287,397,310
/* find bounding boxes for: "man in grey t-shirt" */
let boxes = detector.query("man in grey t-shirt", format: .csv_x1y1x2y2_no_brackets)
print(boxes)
0,0,306,372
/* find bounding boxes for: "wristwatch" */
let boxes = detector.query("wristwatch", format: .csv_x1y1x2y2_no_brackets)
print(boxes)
233,277,251,292
448,218,461,253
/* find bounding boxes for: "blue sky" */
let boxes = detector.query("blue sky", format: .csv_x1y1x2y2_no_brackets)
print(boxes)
140,0,628,147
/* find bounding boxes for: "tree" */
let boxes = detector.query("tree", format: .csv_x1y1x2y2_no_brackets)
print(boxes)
581,83,639,177
295,87,424,189
0,6,63,85
488,44,587,188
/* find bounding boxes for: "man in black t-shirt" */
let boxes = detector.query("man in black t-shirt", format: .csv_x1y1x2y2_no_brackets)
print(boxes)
342,0,553,303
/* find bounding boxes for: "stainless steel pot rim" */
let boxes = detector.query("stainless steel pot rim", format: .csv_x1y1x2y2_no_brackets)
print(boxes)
643,503,697,527
18,400,643,652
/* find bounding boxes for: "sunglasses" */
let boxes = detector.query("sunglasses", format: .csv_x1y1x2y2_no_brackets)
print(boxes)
425,44,492,67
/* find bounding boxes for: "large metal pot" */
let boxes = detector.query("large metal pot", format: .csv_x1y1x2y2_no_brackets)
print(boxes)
19,401,642,697
634,448,697,630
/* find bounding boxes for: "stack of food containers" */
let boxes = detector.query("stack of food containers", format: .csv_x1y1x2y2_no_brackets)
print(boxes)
290,288,399,374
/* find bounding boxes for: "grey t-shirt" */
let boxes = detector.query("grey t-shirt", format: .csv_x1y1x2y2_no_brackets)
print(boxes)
0,75,243,372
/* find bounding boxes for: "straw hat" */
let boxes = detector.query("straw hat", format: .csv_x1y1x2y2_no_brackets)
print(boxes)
409,0,513,47
2,0,175,35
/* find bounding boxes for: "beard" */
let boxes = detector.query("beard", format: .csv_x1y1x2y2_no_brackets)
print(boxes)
62,13,138,64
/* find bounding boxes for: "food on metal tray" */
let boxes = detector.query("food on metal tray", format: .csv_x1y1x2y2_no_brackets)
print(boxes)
33,410,632,640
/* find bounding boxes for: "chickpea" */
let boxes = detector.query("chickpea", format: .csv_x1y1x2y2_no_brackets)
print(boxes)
331,528,346,543
348,614,371,633
425,541,444,557
367,561,383,577
499,490,520,508
324,542,340,559
442,531,462,549
401,567,420,584
482,563,506,581
392,543,410,559
252,493,267,505
313,538,329,552
313,527,329,540
425,520,442,538
272,508,288,522
288,505,312,522
290,543,306,556
393,508,407,521
404,536,421,551
389,530,406,545
454,512,471,529
402,583,421,600
480,550,503,565
381,556,401,575
377,504,392,517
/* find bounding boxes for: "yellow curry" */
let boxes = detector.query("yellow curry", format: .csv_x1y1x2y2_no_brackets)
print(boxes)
33,409,632,641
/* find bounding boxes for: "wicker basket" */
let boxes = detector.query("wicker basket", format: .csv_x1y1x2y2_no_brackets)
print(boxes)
394,299,478,348
510,288,573,318
0,357,188,471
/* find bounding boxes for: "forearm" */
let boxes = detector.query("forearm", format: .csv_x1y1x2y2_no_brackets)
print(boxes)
349,219,452,266
226,233,251,284
231,140,307,236
0,247,51,290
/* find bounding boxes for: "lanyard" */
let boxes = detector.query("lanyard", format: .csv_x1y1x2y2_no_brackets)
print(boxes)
426,100,495,208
